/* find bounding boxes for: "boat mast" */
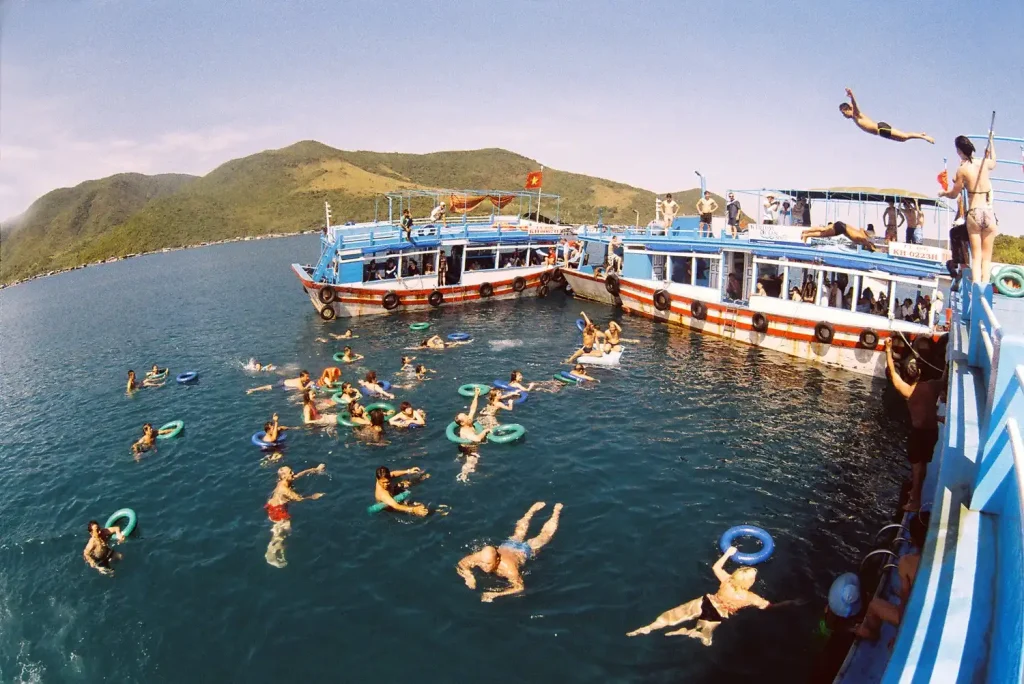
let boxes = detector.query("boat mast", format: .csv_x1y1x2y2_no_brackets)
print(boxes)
324,201,332,231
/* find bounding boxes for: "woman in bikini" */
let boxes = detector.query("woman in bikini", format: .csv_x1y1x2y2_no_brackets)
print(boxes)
479,388,519,427
939,133,998,283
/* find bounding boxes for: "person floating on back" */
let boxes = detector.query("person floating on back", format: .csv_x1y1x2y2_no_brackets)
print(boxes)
839,88,934,144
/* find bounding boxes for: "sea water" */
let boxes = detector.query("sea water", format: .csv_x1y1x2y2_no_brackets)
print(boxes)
0,235,908,683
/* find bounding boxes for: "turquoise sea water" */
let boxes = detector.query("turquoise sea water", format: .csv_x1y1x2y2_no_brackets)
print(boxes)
0,235,908,683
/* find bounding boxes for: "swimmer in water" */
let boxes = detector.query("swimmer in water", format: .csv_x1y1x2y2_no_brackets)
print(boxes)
626,546,771,645
83,519,125,575
329,330,357,340
357,408,389,445
456,501,564,602
839,88,934,144
340,346,364,363
126,370,139,393
415,364,435,381
566,312,603,363
479,387,519,424
346,401,371,427
456,387,492,443
332,382,361,406
245,359,276,372
508,370,536,392
359,371,395,399
374,466,430,516
131,423,157,456
247,370,314,394
399,356,416,372
143,364,168,387
317,366,342,387
413,335,470,351
389,401,427,428
261,413,289,443
302,388,337,426
264,464,326,568
570,363,598,382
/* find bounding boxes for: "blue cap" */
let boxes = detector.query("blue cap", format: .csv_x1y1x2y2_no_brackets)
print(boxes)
828,572,862,618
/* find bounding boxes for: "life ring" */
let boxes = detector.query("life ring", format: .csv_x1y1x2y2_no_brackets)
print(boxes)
448,332,472,341
512,276,527,293
551,267,564,283
539,271,551,285
554,373,578,385
252,431,287,448
719,525,774,566
751,312,769,334
410,322,430,331
382,291,400,310
858,329,879,350
990,265,1024,285
156,420,184,440
995,269,1024,297
479,282,494,298
337,412,356,427
493,380,514,390
605,274,620,295
653,289,671,312
104,508,137,539
330,391,352,405
319,306,336,321
576,318,586,332
367,490,412,515
446,420,484,444
318,287,337,304
690,301,707,321
537,285,549,298
365,402,396,417
486,424,526,444
145,369,169,382
814,322,835,345
332,351,351,363
458,383,491,397
176,371,198,384
359,380,392,396
428,290,444,307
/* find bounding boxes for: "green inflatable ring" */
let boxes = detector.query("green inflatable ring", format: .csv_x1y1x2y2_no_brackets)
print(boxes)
486,423,526,444
332,352,348,363
104,508,137,539
995,268,1024,298
320,382,344,393
458,383,492,397
554,373,579,384
365,402,396,417
156,420,184,440
338,412,356,427
410,322,431,331
331,391,353,405
446,420,484,444
367,490,412,514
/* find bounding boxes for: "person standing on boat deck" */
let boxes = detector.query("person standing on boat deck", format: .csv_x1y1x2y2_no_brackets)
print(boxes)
763,195,780,225
660,194,679,229
429,201,447,227
437,249,449,286
885,338,944,512
264,464,327,568
882,199,904,243
902,199,922,244
839,88,934,144
792,198,807,226
401,209,414,241
939,133,998,283
725,193,741,238
778,201,793,226
607,236,624,273
800,222,877,251
456,501,563,602
696,191,718,237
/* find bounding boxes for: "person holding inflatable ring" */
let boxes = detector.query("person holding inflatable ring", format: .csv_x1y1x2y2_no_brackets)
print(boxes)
389,402,427,428
83,519,125,576
374,466,430,516
456,387,492,444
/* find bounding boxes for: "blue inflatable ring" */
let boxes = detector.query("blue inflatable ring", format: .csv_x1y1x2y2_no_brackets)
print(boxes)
359,380,392,396
448,332,472,341
104,508,137,539
252,431,287,448
176,371,198,384
493,379,514,390
576,318,586,332
719,525,774,565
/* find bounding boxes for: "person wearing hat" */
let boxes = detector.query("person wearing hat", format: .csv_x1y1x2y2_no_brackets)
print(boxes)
429,201,447,227
725,192,741,238
763,194,780,225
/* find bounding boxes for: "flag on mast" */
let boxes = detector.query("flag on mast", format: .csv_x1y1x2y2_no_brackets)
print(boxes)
525,170,543,189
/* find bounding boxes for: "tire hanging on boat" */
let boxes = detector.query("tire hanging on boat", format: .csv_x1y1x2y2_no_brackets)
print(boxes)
690,300,707,321
318,287,337,304
858,329,879,349
512,276,526,293
751,312,769,333
814,322,835,345
653,289,671,312
538,285,549,298
551,267,564,284
319,305,336,321
428,290,444,308
605,274,620,295
382,291,400,310
479,282,494,298
539,272,551,285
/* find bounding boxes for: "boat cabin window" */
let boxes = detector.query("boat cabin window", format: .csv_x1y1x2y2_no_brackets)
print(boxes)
363,249,439,282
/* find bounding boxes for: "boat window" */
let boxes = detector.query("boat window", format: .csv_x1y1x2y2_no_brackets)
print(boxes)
694,258,712,287
362,249,438,282
755,264,784,297
465,246,497,272
669,256,692,284
496,246,529,269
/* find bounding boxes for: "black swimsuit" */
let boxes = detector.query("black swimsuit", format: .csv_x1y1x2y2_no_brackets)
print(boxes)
877,121,892,139
832,221,849,238
700,595,725,623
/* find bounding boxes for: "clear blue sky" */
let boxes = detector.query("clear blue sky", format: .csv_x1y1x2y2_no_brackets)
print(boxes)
2,0,1022,231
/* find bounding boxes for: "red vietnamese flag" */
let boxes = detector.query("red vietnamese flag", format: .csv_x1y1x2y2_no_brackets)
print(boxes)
525,170,543,189
937,170,949,191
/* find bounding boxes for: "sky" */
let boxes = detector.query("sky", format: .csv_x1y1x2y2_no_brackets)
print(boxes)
1,0,1022,233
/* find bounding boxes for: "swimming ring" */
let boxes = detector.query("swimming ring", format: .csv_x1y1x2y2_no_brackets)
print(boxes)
448,332,472,342
458,383,492,397
410,322,431,331
492,379,514,390
367,490,412,515
176,371,198,384
360,380,392,396
251,431,288,448
365,402,397,417
333,352,358,363
554,372,579,384
576,318,586,332
104,508,137,539
157,420,184,440
446,420,484,444
331,391,353,405
719,525,774,565
337,412,357,427
486,424,526,444
145,369,168,382
511,391,528,405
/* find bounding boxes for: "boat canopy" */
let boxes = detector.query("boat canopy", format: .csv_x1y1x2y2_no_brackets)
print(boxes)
769,187,947,207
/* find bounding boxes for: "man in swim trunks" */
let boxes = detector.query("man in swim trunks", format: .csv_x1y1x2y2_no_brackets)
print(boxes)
247,370,314,394
660,194,679,229
374,466,429,516
401,209,414,241
725,192,741,238
696,191,718,237
83,519,125,575
456,501,563,602
132,423,157,456
882,199,904,243
261,413,289,443
839,88,934,144
456,387,492,443
800,222,876,251
626,546,771,645
885,339,944,511
264,464,326,568
566,312,603,363
939,133,998,283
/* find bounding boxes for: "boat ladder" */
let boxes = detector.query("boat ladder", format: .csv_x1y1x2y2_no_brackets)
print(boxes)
721,307,740,337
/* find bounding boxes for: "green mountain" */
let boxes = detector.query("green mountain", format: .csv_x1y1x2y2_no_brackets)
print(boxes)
0,141,733,284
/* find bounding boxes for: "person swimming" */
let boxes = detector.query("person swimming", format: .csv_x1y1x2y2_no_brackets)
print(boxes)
414,364,435,381
83,519,125,575
414,335,470,351
399,356,416,372
264,464,326,568
143,364,168,386
302,388,337,426
126,370,139,393
332,382,361,406
388,401,427,428
359,371,395,399
262,413,289,443
317,366,342,387
329,330,357,340
357,408,389,445
570,364,598,382
456,387,492,443
132,423,157,456
479,387,519,424
456,502,563,602
247,370,314,394
374,466,430,516
626,546,772,645
566,312,603,363
244,358,276,372
346,401,371,427
340,346,364,363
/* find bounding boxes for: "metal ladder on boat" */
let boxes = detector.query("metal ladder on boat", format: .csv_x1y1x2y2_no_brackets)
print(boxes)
721,307,740,338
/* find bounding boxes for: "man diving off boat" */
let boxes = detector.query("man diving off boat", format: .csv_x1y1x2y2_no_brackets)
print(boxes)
839,88,934,144
456,501,563,602
800,222,877,251
264,464,326,568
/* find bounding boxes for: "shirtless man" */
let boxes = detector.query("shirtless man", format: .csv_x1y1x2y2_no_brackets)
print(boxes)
126,370,139,393
885,339,944,511
902,199,923,244
389,401,427,428
329,330,357,340
839,88,934,144
83,520,125,575
456,501,563,602
456,387,492,443
855,513,927,640
374,466,429,516
882,199,904,243
602,320,633,353
340,347,364,364
626,546,771,645
264,464,326,568
566,312,602,363
696,191,718,238
939,133,998,283
132,423,157,456
660,194,679,228
247,370,314,394
800,222,877,252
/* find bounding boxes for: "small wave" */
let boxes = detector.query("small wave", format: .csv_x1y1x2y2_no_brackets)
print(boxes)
489,339,523,350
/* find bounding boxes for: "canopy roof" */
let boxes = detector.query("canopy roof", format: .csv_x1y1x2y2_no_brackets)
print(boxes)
771,187,948,207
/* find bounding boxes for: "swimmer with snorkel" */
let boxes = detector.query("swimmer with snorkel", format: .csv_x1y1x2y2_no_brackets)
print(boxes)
264,464,327,568
374,466,430,516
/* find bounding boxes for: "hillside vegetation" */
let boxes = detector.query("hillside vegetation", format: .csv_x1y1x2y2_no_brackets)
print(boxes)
1,141,730,284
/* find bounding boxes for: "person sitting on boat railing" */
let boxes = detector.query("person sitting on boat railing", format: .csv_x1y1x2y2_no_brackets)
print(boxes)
456,387,493,443
401,209,414,241
799,222,877,252
423,260,435,276
839,88,934,144
696,191,718,237
360,371,395,400
430,201,447,227
566,313,602,363
544,247,557,267
854,513,928,641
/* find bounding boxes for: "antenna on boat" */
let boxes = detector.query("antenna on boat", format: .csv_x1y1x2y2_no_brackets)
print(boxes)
325,201,332,231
